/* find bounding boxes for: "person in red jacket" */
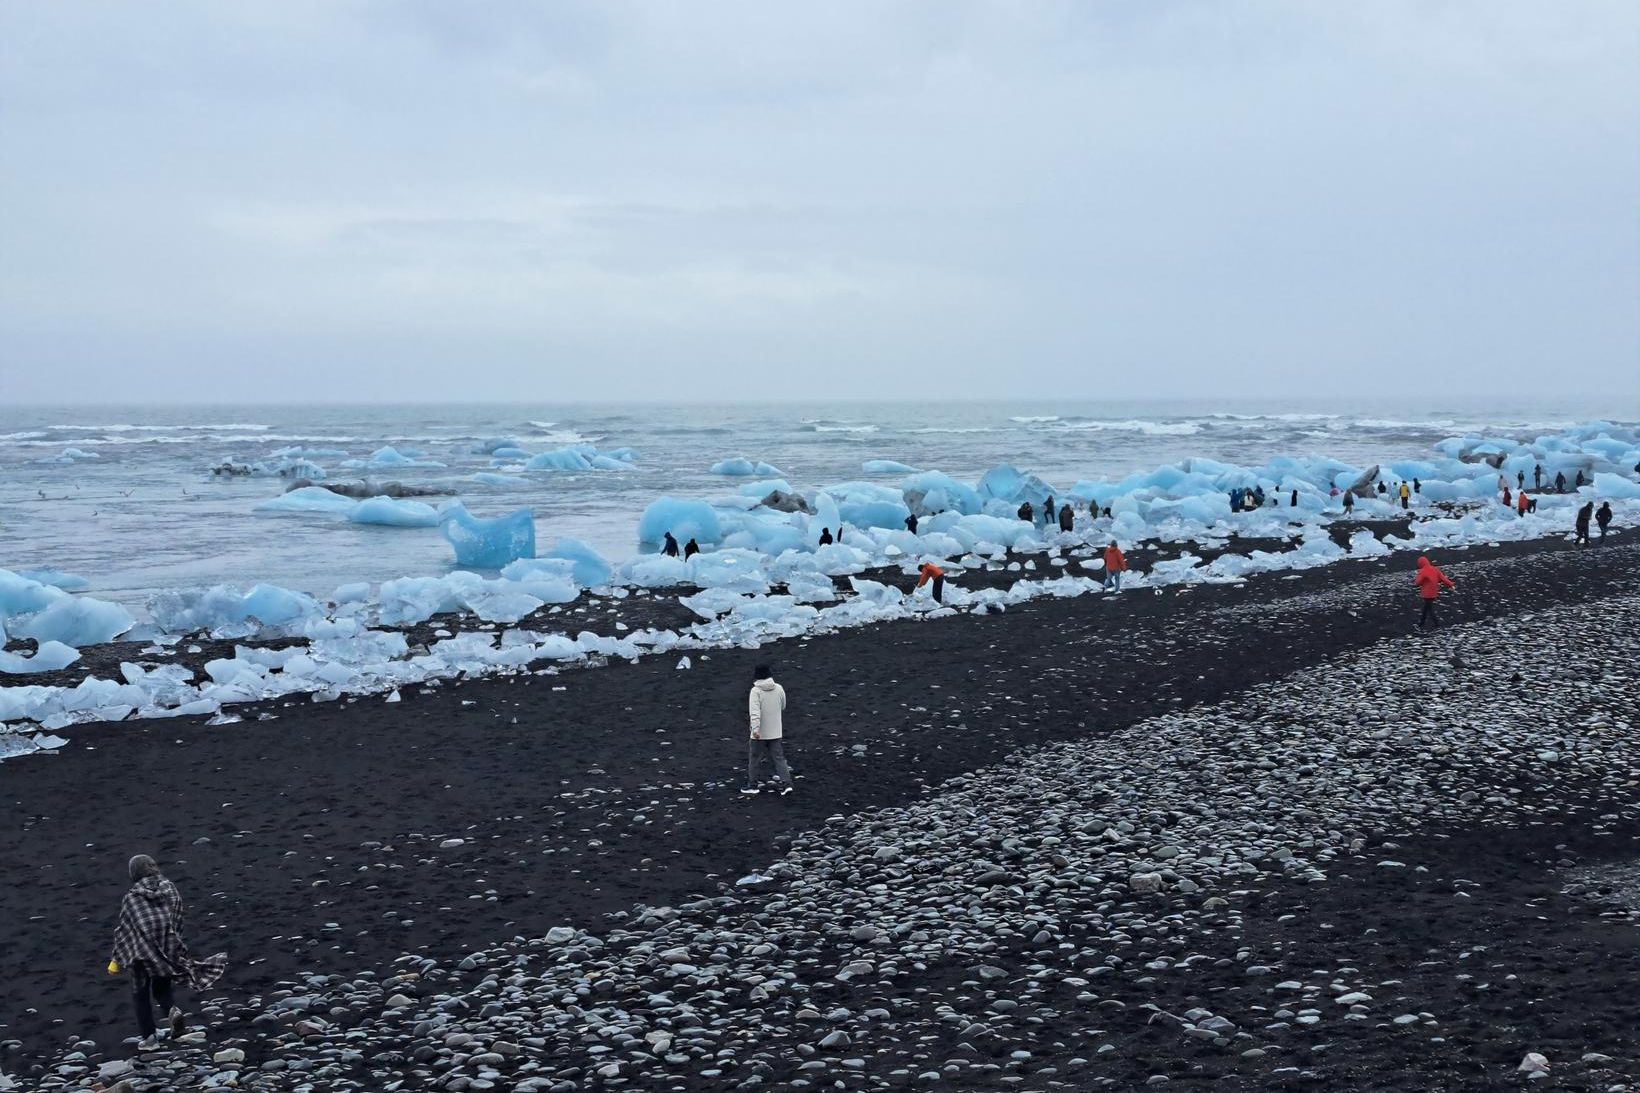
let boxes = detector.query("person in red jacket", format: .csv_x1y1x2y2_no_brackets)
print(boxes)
915,561,945,603
1413,555,1455,630
1103,542,1128,592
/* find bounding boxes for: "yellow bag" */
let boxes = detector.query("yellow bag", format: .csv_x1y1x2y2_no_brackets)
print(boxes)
107,960,120,975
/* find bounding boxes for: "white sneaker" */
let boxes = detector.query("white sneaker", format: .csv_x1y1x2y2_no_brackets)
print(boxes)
740,786,760,796
136,1035,162,1052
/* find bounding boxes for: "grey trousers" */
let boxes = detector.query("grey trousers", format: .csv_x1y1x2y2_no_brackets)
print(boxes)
747,737,792,787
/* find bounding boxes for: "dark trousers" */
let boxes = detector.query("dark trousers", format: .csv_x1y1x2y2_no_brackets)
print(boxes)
931,575,943,603
1418,599,1438,628
747,737,791,787
132,963,176,1037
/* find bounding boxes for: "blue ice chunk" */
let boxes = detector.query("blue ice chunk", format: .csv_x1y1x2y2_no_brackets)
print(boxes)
148,584,322,634
544,538,613,586
638,498,722,545
977,464,1057,506
255,486,359,515
711,457,784,477
863,459,920,474
489,446,530,459
588,454,635,470
1592,472,1640,499
496,559,578,604
61,447,100,460
9,595,135,647
0,570,61,617
900,472,982,515
473,437,521,454
369,445,415,464
604,447,639,462
736,479,795,499
442,502,537,568
472,472,520,486
349,497,443,528
525,447,594,471
0,640,80,674
838,499,912,530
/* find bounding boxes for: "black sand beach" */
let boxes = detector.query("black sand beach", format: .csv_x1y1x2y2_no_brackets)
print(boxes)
3,531,1638,1090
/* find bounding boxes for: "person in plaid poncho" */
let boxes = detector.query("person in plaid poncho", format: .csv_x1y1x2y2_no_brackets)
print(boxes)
109,855,227,1050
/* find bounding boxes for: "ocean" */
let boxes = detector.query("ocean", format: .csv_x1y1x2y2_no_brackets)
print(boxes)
2,397,1633,608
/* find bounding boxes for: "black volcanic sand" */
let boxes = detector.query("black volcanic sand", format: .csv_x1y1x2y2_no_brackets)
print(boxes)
0,530,1632,1085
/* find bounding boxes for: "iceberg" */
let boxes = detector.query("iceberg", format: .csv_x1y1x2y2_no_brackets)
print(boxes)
15,569,90,591
711,457,784,477
349,496,443,528
148,584,322,635
1591,472,1640,500
9,596,135,647
901,471,983,515
0,640,81,674
498,558,579,604
442,502,536,568
544,538,613,586
863,459,920,474
255,486,359,515
638,498,722,546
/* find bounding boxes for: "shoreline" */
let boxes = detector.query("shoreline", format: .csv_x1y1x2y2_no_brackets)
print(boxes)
2,535,1637,1088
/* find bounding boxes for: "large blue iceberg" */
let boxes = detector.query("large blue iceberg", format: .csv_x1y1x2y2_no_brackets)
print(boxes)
442,503,537,569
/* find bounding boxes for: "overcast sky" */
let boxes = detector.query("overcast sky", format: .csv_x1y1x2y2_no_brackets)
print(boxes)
2,1,1636,404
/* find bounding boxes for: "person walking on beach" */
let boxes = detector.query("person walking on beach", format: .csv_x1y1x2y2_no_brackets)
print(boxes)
904,512,919,535
1575,502,1593,546
916,561,945,603
110,855,227,1051
1413,556,1455,630
743,665,791,796
662,532,680,558
683,537,700,560
1017,500,1034,523
1596,501,1612,540
1057,503,1074,533
1398,481,1411,510
1103,542,1127,592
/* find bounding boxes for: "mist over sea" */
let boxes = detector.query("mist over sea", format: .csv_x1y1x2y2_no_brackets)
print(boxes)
2,398,1633,607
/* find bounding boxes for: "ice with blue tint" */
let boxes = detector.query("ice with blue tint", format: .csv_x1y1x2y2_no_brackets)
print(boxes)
687,549,771,594
736,478,795,499
0,640,81,674
489,446,530,460
543,538,613,586
589,454,637,470
353,445,444,468
525,447,593,471
977,464,1058,507
349,496,443,528
1592,472,1640,499
255,486,360,515
62,447,99,461
472,437,520,454
711,456,785,477
497,558,579,604
621,553,690,588
148,583,323,635
862,459,920,474
638,497,722,546
900,471,983,515
8,596,136,647
471,472,520,487
442,502,536,568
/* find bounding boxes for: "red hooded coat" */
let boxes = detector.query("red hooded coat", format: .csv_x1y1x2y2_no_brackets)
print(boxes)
1413,556,1454,601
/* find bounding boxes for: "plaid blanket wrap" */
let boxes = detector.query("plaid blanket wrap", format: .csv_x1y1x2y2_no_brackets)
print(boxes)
111,875,227,991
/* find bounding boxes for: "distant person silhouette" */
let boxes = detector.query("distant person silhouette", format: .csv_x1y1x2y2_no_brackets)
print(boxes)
662,532,680,558
683,538,700,560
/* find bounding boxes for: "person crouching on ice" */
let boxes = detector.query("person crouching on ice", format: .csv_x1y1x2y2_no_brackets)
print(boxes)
916,561,945,603
1413,555,1455,630
1103,541,1127,592
743,664,792,796
110,855,227,1052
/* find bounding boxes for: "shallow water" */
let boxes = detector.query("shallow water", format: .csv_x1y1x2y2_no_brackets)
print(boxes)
1,397,1631,606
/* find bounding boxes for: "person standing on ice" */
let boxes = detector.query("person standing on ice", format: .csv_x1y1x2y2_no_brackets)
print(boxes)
1576,470,1587,489
743,665,792,796
1555,471,1567,493
904,512,919,534
109,855,227,1051
1596,502,1612,540
1017,500,1034,523
1575,502,1593,546
683,538,700,560
1413,556,1455,630
1534,464,1544,490
1290,489,1298,507
1342,490,1355,515
916,561,945,603
1057,503,1073,533
1041,495,1055,528
1102,542,1127,592
662,532,680,558
1516,489,1529,518
1516,470,1525,491
1502,485,1512,509
1398,482,1411,510
817,526,833,546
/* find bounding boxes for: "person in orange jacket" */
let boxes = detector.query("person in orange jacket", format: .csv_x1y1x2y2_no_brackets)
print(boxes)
1102,541,1127,592
1516,489,1529,517
916,561,945,603
1413,555,1455,630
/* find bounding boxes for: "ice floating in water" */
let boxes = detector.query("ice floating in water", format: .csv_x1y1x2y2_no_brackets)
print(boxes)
255,486,360,515
15,569,89,592
349,496,442,528
525,444,634,472
711,457,784,477
349,445,444,469
543,538,613,586
442,502,536,568
862,459,920,475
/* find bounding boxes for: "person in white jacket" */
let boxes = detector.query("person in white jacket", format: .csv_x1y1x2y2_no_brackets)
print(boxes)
744,664,792,795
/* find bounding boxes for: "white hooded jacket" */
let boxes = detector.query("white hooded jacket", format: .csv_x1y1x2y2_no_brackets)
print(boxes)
748,678,786,740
